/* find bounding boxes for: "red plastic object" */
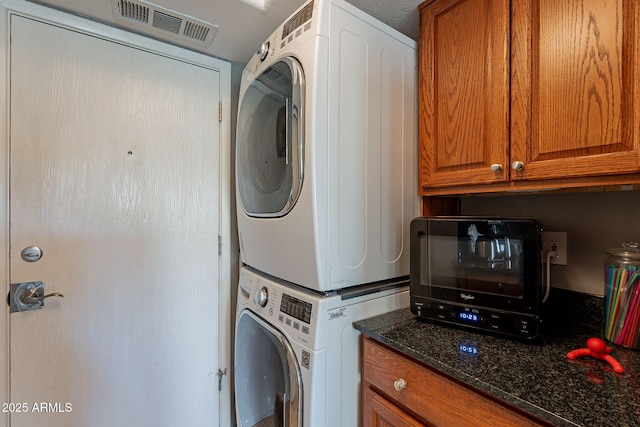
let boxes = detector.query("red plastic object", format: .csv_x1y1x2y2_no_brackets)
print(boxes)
566,337,624,374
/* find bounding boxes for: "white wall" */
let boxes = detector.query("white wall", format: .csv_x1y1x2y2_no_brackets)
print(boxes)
461,189,640,296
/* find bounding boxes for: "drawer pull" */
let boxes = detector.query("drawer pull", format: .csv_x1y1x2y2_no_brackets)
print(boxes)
393,378,407,391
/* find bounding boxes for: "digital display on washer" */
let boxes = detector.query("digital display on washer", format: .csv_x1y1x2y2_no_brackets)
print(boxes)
282,1,314,39
280,293,312,324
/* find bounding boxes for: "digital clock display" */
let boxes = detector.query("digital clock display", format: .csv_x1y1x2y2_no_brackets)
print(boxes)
459,344,478,355
459,312,479,322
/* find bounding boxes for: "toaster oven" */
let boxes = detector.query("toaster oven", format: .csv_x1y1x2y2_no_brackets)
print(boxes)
410,217,543,340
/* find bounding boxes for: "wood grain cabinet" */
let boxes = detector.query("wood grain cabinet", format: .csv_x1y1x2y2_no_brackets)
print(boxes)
418,0,640,195
361,336,549,427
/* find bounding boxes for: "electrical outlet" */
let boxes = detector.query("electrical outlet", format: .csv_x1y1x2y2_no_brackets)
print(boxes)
543,231,567,265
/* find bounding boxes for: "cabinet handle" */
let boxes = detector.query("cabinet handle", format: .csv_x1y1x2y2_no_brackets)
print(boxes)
393,378,407,391
511,161,524,171
490,163,503,173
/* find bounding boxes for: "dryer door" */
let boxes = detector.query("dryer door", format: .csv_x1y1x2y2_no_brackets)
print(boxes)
235,310,302,427
237,57,305,217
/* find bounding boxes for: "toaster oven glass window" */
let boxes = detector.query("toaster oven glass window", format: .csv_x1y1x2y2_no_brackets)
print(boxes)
422,225,525,298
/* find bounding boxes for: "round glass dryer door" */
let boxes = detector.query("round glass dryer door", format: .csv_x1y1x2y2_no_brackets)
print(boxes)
237,57,305,217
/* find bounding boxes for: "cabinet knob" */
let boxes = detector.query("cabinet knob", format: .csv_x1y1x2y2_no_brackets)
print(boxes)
511,161,525,171
490,164,503,173
393,378,407,391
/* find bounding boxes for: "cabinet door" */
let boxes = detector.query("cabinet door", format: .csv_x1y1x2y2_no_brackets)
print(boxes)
363,388,427,427
419,0,510,190
511,0,640,181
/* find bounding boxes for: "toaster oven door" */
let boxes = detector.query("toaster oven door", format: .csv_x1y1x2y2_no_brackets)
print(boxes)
410,217,542,311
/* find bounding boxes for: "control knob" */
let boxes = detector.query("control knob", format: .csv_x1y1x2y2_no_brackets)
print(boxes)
257,41,270,61
255,286,269,307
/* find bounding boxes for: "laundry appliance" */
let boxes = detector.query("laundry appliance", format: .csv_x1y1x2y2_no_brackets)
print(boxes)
234,266,409,427
236,0,419,291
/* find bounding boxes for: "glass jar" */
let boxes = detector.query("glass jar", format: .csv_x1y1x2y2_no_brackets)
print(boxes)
604,242,640,349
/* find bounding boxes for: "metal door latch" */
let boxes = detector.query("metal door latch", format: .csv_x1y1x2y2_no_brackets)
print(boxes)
8,281,63,313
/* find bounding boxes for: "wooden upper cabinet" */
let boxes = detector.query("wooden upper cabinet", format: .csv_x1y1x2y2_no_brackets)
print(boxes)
419,0,640,194
511,0,639,181
419,0,510,188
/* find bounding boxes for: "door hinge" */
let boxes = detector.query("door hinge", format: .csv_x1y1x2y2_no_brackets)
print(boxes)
218,235,222,256
218,101,222,122
217,367,227,391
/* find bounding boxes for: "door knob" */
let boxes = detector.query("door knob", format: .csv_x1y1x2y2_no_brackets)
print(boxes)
9,281,64,313
490,164,503,173
20,290,63,305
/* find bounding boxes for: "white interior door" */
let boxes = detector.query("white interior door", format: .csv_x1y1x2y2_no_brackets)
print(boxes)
8,14,222,427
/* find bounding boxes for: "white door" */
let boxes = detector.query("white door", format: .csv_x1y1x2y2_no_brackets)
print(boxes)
8,14,223,427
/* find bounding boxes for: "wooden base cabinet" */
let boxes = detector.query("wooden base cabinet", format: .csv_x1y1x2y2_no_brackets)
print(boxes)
361,336,549,427
419,0,640,195
363,387,424,427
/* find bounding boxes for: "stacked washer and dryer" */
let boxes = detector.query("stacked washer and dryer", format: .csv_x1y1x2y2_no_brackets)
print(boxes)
234,0,418,425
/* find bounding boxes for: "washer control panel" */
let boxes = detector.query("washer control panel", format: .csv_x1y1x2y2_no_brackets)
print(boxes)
278,292,313,335
240,268,317,344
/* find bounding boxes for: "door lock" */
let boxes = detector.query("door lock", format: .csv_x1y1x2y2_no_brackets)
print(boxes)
8,281,63,313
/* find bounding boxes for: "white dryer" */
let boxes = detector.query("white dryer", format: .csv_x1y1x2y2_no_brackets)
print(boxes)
234,266,409,427
236,0,419,291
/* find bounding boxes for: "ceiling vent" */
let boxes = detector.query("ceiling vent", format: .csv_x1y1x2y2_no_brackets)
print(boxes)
112,0,218,48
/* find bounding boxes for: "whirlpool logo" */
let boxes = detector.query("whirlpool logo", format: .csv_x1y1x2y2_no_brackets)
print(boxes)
460,293,475,301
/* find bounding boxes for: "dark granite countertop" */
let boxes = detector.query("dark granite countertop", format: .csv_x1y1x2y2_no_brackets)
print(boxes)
354,296,640,427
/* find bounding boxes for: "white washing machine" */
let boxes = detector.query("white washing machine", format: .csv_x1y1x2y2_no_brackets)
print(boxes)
236,0,419,292
234,266,409,427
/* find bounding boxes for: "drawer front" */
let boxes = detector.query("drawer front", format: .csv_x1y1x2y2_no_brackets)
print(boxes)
363,387,426,427
362,337,545,427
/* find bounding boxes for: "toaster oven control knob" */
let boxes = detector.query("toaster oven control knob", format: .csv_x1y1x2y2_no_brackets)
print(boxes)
490,163,503,173
393,378,407,392
255,287,269,307
511,160,525,171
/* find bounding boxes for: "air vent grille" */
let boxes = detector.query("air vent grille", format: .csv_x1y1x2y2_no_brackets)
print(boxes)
183,21,210,42
152,10,182,34
112,0,218,48
117,0,149,24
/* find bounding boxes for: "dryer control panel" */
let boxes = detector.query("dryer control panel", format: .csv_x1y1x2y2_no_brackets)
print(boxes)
248,0,316,72
281,1,314,41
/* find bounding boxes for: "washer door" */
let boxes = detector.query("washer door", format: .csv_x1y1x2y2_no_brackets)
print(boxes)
235,310,302,427
236,57,305,217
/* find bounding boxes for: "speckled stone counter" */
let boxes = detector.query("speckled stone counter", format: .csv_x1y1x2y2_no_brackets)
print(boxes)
354,294,640,427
